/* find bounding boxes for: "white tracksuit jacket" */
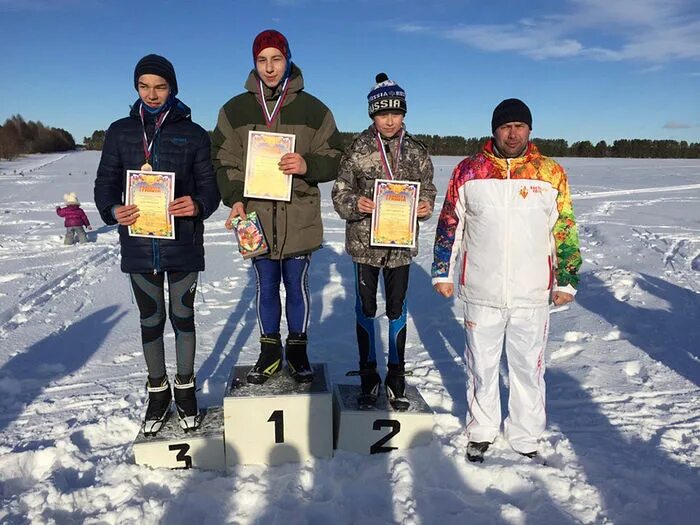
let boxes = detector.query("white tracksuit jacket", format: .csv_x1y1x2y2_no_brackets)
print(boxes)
431,140,581,304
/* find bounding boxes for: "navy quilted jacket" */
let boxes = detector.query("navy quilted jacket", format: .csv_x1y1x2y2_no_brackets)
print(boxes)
94,98,220,273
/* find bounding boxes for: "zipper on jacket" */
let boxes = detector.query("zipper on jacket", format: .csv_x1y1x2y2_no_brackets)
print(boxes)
504,158,512,307
152,239,160,274
152,133,161,274
272,202,278,254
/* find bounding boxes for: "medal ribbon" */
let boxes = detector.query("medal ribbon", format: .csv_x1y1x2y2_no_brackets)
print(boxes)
139,103,171,165
374,127,405,180
258,77,289,127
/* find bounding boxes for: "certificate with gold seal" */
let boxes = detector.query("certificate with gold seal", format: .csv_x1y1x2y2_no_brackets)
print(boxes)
125,170,175,239
370,179,420,248
244,130,295,202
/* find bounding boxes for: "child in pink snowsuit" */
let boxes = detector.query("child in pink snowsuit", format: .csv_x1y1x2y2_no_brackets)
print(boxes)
56,192,91,245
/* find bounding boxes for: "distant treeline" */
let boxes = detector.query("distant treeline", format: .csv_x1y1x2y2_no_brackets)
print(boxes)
339,132,700,159
68,128,700,159
0,115,76,159
83,130,106,151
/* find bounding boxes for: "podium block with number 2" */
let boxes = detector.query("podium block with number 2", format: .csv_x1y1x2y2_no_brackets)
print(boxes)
333,384,434,455
223,364,333,467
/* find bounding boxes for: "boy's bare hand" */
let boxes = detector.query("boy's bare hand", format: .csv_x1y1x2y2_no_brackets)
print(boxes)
114,204,139,226
279,153,307,176
169,196,199,217
417,201,433,218
358,196,375,214
225,202,246,230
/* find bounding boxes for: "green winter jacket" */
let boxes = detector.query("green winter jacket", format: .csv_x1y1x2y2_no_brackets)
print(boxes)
332,125,437,268
211,64,343,259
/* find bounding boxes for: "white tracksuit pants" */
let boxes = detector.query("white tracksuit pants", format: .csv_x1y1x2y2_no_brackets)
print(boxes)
463,302,549,453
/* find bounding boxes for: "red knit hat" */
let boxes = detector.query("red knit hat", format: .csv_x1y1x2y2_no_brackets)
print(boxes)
252,29,291,62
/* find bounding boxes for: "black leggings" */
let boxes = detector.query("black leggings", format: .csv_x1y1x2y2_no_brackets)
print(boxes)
129,272,198,378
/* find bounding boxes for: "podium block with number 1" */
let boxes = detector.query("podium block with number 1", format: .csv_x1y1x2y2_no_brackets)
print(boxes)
223,364,333,467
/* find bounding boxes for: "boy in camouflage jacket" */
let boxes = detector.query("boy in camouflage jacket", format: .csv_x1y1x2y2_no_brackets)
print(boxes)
332,73,436,410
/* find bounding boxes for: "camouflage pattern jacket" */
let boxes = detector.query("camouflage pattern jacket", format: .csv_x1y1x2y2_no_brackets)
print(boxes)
332,125,436,268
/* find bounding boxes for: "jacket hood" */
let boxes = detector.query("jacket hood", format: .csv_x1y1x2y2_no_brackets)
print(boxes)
245,63,304,100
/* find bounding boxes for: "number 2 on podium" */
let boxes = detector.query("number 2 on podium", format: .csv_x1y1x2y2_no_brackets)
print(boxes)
268,410,284,443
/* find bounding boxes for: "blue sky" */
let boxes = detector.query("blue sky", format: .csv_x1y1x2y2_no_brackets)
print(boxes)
1,0,698,145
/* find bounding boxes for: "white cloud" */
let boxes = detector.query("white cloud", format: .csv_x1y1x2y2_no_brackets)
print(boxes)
663,121,693,129
398,0,700,64
396,24,429,34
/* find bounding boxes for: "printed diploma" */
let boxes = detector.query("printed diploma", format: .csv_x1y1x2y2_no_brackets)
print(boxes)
370,179,420,248
244,130,295,201
126,170,175,239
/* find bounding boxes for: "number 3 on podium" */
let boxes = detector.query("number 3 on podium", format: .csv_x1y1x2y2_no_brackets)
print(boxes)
169,443,193,468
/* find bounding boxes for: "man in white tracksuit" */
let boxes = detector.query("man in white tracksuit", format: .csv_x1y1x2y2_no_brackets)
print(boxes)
431,99,582,462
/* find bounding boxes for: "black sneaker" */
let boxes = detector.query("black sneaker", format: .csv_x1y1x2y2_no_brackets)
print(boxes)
466,441,491,463
247,334,283,384
384,363,410,411
286,332,314,383
173,374,202,431
143,375,172,436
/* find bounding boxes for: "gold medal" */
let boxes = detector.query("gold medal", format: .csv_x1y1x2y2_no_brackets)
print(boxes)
141,162,152,171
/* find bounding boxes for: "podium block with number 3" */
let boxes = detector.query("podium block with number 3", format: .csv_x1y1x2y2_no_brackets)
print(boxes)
333,384,434,455
133,407,226,471
223,364,333,467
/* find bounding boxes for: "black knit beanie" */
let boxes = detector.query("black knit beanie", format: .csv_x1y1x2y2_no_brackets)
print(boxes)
491,98,532,133
134,54,178,95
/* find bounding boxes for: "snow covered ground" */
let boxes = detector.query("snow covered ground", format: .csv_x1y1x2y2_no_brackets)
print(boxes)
0,151,698,524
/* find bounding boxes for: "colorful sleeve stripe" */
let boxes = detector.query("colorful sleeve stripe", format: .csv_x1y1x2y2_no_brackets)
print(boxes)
552,167,582,288
432,160,472,279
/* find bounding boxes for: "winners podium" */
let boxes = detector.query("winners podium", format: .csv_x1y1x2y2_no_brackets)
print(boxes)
133,363,433,470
